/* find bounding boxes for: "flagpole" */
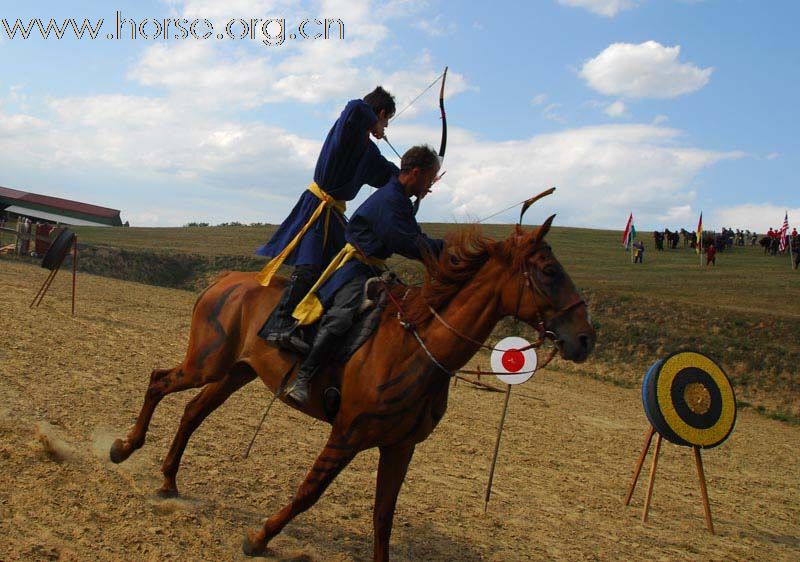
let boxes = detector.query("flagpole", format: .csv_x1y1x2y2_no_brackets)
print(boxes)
630,232,634,263
697,211,703,268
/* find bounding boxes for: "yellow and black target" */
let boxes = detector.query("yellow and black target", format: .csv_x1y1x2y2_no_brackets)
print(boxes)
642,351,736,448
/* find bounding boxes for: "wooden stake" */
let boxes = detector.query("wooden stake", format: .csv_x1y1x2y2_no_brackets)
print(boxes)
624,426,655,506
484,384,512,513
642,432,662,523
30,267,58,308
71,238,77,316
693,447,715,534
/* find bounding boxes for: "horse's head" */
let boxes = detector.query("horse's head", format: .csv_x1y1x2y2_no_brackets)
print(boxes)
496,216,595,363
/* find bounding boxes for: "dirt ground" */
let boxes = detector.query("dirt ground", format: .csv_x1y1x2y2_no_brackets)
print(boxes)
1,259,798,561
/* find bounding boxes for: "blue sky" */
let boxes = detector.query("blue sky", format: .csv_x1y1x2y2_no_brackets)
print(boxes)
0,0,797,231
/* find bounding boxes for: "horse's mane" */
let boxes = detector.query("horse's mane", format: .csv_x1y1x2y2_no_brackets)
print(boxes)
393,225,510,325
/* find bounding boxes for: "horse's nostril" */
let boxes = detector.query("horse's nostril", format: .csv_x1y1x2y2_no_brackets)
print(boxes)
579,334,591,350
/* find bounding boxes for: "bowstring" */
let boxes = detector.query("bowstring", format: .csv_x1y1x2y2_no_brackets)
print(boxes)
389,72,445,124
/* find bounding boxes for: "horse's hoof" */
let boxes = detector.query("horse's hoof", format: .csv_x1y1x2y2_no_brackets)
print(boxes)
109,439,129,464
242,530,267,557
156,487,179,499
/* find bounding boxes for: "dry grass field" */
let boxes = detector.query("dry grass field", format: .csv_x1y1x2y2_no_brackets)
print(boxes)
54,222,800,422
1,257,798,561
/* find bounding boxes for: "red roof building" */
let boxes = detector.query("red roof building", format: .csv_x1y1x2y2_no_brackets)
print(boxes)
0,185,122,227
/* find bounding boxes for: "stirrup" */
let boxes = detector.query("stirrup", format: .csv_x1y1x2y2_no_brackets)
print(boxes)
276,333,310,355
285,379,310,405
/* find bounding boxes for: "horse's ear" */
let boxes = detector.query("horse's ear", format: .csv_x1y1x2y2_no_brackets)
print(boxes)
533,214,556,242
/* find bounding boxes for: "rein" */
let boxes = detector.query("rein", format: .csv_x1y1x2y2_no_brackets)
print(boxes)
401,242,585,378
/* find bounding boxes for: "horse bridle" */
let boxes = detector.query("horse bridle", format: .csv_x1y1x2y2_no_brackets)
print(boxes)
406,241,587,376
517,242,587,335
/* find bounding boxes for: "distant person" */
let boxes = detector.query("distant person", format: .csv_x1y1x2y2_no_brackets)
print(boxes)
706,244,716,266
633,240,644,263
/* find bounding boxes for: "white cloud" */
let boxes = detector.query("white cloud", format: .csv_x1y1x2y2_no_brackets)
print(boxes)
603,100,627,117
0,94,317,211
399,123,743,229
129,42,279,109
580,41,712,99
712,204,800,233
652,114,669,125
136,1,465,109
557,0,639,17
657,204,693,225
543,103,565,122
531,93,548,106
414,14,457,36
765,152,780,160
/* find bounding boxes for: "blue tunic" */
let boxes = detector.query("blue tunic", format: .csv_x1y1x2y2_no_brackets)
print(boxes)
255,100,400,266
316,177,444,306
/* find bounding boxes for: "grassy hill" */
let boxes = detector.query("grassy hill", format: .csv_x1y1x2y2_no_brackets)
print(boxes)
6,222,798,422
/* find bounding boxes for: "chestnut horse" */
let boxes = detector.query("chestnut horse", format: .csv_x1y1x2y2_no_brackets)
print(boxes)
109,217,595,560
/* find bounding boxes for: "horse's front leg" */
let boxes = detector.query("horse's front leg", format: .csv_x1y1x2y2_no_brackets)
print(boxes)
242,433,357,556
374,444,415,562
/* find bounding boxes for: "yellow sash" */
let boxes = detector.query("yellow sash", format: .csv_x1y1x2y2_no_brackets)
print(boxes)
255,182,347,286
292,243,386,326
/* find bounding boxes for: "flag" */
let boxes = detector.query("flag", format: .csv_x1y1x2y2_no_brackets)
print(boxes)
696,212,703,254
622,213,633,248
629,223,637,247
779,212,789,252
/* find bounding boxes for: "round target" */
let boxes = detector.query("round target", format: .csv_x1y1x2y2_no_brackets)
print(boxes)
642,351,736,449
41,228,76,271
490,337,537,385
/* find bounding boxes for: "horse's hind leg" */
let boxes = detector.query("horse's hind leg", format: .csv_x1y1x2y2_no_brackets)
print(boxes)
158,369,256,497
243,434,357,556
110,365,210,464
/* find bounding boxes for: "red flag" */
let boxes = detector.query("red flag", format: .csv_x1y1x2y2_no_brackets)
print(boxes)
621,213,633,247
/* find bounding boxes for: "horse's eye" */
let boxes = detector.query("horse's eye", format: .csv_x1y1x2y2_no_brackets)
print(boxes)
543,265,558,277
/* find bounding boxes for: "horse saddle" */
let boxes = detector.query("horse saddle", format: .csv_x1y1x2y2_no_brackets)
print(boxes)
335,271,395,363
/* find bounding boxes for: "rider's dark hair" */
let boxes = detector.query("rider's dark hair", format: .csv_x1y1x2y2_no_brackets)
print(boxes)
363,86,396,118
400,145,439,173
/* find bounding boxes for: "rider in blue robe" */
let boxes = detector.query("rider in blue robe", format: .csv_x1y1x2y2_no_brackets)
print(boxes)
255,87,400,351
285,145,443,406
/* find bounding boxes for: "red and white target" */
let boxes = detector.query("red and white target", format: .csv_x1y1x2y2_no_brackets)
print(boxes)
490,336,537,385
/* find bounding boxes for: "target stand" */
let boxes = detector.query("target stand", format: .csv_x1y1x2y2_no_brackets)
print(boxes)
623,351,737,533
30,228,78,316
483,337,538,513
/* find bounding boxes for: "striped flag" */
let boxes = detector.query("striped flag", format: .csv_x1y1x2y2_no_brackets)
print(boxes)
622,213,633,248
696,212,703,254
779,212,789,252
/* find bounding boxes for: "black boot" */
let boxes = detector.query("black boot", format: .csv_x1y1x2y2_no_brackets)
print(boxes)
259,265,318,351
286,329,340,406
